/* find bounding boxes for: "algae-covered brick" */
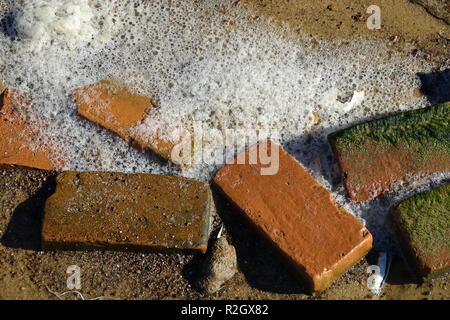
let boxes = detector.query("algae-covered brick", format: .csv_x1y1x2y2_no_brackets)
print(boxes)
42,172,213,253
390,183,450,279
329,102,450,202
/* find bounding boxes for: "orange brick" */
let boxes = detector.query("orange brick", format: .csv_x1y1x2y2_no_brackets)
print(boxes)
42,171,213,253
328,102,450,202
72,81,184,164
0,88,63,170
213,140,372,292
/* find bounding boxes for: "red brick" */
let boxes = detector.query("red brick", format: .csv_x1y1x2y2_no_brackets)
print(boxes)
0,88,64,170
213,140,372,292
42,171,213,253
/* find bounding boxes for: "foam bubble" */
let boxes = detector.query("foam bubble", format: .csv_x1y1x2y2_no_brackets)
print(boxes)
13,0,95,50
0,0,445,250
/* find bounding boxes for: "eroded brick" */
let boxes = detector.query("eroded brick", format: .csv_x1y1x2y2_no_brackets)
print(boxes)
390,183,449,279
42,171,212,253
72,81,185,164
329,102,450,202
213,140,372,292
0,88,64,170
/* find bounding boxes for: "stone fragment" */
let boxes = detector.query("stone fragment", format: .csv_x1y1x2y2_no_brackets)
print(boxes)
329,102,450,202
390,183,449,279
213,140,372,292
196,236,238,294
72,80,187,164
0,88,63,170
42,171,213,253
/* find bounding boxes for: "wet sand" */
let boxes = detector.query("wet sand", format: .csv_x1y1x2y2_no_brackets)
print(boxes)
0,168,448,300
234,0,449,58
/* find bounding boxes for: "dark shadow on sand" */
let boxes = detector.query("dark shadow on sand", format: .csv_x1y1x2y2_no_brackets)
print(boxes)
385,255,421,286
418,69,450,105
1,174,56,251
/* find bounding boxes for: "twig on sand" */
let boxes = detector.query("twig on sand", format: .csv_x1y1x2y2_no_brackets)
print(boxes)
46,286,118,301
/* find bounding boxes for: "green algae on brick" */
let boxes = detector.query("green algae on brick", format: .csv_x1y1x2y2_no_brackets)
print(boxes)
42,172,213,254
328,102,450,202
390,183,450,279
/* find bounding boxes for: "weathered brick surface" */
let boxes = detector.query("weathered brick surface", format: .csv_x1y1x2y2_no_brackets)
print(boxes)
213,140,372,292
72,81,181,164
329,102,450,202
0,88,63,170
42,172,213,253
390,183,449,279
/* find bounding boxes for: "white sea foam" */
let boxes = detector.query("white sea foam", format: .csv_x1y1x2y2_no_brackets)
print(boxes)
14,0,97,50
0,0,444,249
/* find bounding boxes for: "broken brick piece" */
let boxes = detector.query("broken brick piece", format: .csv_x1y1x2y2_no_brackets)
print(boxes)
213,140,372,292
72,81,182,164
329,102,450,202
42,171,213,253
0,88,63,170
390,183,449,279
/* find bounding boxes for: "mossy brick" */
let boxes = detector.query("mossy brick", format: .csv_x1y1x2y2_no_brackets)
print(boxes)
42,171,213,254
213,140,372,292
0,88,64,170
390,183,449,279
328,102,450,202
72,80,184,164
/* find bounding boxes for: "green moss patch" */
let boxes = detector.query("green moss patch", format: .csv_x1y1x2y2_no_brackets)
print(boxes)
329,102,450,164
393,183,449,278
